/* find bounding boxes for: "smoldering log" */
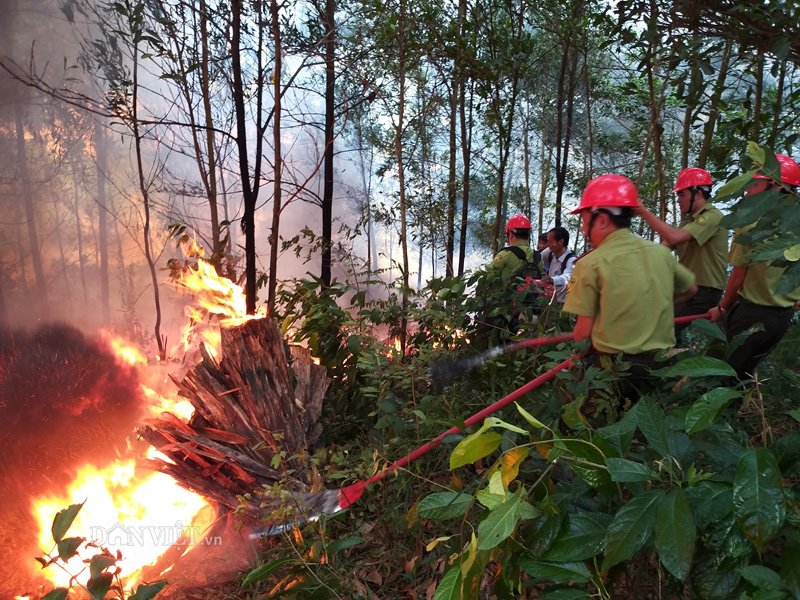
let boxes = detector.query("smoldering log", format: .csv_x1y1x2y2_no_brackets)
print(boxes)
139,318,329,513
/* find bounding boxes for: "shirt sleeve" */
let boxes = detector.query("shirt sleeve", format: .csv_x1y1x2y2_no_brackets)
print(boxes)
680,209,723,246
728,229,751,268
550,255,577,288
673,261,696,296
563,260,598,317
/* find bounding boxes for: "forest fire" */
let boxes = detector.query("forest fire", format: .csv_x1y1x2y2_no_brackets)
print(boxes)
1,261,279,597
24,333,210,593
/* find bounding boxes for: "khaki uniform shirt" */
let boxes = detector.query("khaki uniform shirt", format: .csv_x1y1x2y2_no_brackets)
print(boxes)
729,228,800,308
564,228,696,354
675,204,728,290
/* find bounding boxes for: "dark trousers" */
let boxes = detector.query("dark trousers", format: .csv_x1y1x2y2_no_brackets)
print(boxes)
722,299,794,379
675,286,722,339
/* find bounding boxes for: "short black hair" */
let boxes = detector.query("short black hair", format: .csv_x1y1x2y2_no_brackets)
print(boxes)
511,229,531,240
538,233,548,243
548,226,569,247
608,207,634,228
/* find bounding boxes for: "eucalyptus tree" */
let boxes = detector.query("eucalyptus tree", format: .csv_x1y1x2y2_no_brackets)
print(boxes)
469,0,534,254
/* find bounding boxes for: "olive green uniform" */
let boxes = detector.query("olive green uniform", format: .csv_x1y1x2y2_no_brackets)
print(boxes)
673,204,729,334
564,228,696,354
675,204,728,290
487,240,541,280
722,229,800,377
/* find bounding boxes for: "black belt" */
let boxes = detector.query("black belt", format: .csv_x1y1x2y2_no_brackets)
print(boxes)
738,298,793,312
698,286,722,293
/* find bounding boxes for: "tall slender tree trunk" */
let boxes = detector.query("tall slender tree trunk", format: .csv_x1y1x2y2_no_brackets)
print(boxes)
456,0,471,276
522,98,532,229
132,41,165,357
200,0,221,255
751,50,764,143
72,163,89,303
231,0,261,314
321,0,335,286
14,103,49,317
395,0,410,354
94,124,111,323
698,40,732,169
457,71,472,277
445,71,458,277
52,194,74,311
768,59,786,149
267,0,282,314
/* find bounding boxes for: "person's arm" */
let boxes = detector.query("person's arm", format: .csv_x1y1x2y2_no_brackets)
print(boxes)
550,254,577,288
635,204,693,248
674,281,698,305
572,315,594,343
708,266,747,322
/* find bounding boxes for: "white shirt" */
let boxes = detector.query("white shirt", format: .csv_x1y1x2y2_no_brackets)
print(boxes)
548,248,578,303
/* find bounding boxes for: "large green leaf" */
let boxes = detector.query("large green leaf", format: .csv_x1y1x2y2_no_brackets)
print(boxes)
477,489,521,550
739,565,786,591
51,502,84,544
661,356,736,379
721,188,782,229
87,572,113,600
780,546,800,597
687,318,726,341
450,431,503,469
241,557,296,587
733,448,786,552
432,565,463,600
655,489,695,582
518,557,592,583
597,409,637,457
539,589,590,600
88,554,116,580
685,481,733,529
526,512,564,557
554,440,615,495
716,169,758,200
602,490,665,571
693,553,748,599
631,397,670,458
685,388,741,434
542,513,611,562
775,260,800,295
57,536,84,561
605,457,660,482
41,590,69,600
129,581,167,600
418,492,473,521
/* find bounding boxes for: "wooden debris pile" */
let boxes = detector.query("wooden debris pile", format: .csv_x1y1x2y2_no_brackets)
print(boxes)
139,318,329,513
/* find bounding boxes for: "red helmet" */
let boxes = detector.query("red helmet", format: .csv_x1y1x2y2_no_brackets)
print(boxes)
570,174,639,214
753,153,800,187
672,168,712,193
504,214,532,234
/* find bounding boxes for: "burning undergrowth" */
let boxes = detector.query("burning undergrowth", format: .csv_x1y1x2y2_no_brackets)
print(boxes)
0,322,149,594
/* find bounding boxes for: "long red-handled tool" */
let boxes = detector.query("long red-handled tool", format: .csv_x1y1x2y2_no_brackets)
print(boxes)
254,311,713,535
254,354,577,536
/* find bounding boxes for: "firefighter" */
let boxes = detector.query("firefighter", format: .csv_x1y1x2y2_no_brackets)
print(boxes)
634,168,728,337
564,175,697,379
708,153,800,379
474,215,544,348
486,214,540,280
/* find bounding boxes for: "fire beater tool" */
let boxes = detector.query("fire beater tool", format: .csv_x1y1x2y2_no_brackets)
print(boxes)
253,311,712,536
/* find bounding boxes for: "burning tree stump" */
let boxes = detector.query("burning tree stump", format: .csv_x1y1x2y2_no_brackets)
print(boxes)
139,318,329,513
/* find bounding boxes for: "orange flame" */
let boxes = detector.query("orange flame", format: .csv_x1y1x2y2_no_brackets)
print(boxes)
33,462,207,591
177,260,265,329
31,333,205,592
